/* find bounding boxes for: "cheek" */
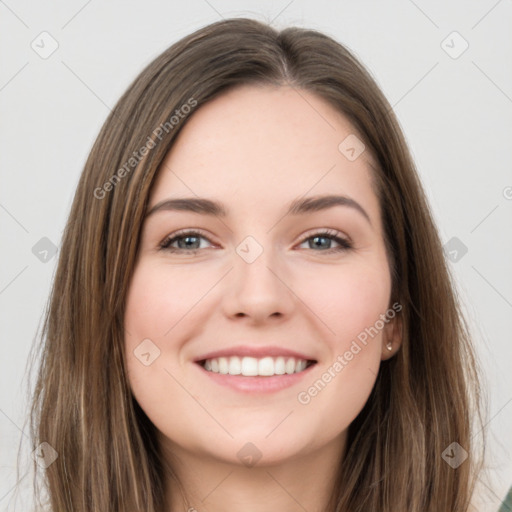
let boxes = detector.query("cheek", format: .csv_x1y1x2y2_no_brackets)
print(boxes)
123,263,193,398
124,261,204,341
296,258,392,346
297,261,391,419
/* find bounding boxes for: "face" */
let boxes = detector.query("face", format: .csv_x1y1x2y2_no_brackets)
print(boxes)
124,84,401,467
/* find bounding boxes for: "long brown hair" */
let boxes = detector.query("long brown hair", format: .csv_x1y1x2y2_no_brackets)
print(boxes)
20,17,485,511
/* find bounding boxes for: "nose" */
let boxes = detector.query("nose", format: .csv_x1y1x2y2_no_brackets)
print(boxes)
221,240,296,323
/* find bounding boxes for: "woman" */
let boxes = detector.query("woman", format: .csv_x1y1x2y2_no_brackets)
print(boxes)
25,17,486,512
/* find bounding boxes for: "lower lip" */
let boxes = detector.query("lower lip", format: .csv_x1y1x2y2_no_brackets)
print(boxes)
195,362,317,394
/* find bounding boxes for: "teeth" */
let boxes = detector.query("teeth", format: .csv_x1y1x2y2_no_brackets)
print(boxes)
228,356,241,375
201,356,311,376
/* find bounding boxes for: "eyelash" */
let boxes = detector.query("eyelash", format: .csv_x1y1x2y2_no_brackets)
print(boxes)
159,228,353,255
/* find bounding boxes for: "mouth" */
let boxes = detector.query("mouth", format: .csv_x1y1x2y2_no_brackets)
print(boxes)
197,356,317,377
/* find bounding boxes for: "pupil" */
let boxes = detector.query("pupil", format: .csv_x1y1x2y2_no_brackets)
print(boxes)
179,236,199,249
312,236,329,249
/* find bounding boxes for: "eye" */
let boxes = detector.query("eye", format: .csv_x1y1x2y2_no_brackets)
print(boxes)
159,229,213,254
296,229,352,253
159,228,352,254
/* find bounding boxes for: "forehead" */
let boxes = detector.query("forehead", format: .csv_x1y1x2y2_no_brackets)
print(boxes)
149,84,379,219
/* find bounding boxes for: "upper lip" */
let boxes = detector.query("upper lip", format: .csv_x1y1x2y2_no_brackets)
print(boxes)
193,345,317,363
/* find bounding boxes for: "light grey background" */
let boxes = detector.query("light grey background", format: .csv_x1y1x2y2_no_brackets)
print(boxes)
1,1,511,510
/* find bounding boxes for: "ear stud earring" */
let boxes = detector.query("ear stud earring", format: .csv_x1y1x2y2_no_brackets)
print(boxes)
386,342,393,351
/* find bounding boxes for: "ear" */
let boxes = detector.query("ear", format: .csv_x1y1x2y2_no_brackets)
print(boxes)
381,309,402,360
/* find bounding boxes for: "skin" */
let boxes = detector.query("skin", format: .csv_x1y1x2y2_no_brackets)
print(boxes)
124,84,402,512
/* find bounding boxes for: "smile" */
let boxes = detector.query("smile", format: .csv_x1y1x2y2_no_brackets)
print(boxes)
199,356,316,377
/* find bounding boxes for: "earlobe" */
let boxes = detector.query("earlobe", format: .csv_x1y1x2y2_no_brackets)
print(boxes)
381,314,402,360
381,341,394,360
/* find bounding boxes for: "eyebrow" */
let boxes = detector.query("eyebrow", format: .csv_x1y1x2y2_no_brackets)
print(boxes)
145,194,371,225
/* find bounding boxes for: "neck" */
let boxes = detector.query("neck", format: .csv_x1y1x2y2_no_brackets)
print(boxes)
161,433,346,512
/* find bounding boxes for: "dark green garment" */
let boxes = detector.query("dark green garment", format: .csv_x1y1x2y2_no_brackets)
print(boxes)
499,485,512,512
